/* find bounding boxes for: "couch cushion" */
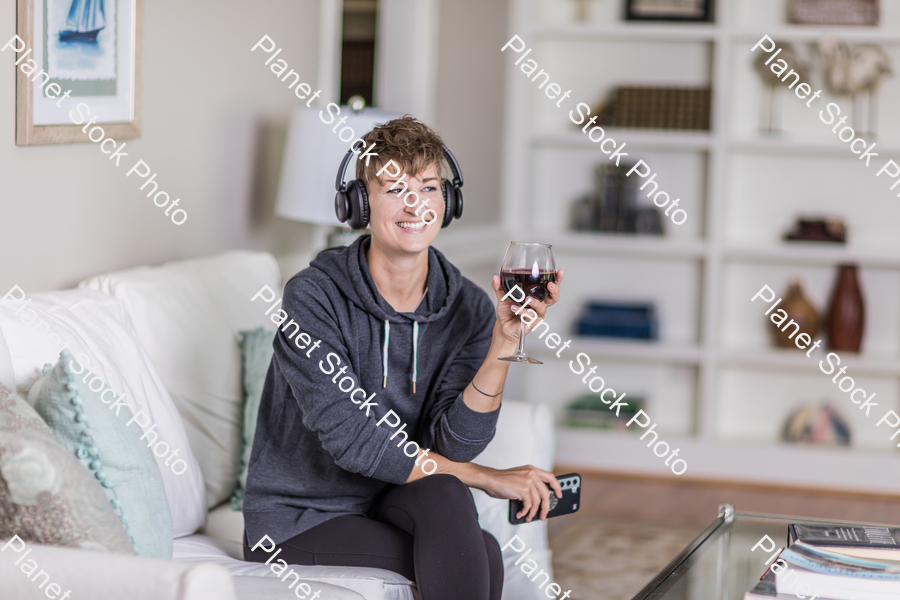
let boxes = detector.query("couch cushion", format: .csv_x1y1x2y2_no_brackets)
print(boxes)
81,251,281,509
232,576,367,600
28,352,173,557
0,289,205,537
0,384,134,553
0,537,237,600
174,534,416,600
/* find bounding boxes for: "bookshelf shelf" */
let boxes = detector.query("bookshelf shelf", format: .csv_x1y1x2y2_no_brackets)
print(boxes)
728,137,900,157
538,232,706,260
728,27,900,44
532,130,713,151
718,349,900,377
495,0,900,492
724,243,900,269
555,428,900,494
531,337,702,364
530,23,718,42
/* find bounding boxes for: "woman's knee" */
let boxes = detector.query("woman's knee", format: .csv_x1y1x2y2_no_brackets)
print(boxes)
482,529,501,559
415,473,472,503
482,530,504,573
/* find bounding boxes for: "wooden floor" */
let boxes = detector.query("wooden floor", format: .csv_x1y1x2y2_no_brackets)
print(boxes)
552,468,900,531
543,470,900,599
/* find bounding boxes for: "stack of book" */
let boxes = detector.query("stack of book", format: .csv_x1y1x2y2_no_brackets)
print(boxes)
595,87,711,130
787,0,879,26
565,394,645,430
569,163,664,235
746,524,900,600
575,301,658,340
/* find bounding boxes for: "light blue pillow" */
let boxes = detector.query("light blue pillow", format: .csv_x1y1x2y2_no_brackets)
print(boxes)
27,350,173,558
231,328,275,511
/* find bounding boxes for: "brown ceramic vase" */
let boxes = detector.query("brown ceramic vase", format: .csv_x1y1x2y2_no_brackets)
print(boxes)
771,280,819,349
827,264,865,352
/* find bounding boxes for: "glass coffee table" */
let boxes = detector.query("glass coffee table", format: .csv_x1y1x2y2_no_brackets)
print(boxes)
632,505,892,600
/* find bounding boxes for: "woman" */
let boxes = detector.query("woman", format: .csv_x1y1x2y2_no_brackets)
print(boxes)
243,116,564,600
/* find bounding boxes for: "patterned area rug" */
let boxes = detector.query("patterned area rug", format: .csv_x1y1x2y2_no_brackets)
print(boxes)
549,517,702,600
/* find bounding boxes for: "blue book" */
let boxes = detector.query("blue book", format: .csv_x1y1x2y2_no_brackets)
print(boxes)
775,543,900,600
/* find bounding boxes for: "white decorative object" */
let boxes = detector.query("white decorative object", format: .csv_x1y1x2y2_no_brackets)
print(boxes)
819,38,892,136
752,42,809,134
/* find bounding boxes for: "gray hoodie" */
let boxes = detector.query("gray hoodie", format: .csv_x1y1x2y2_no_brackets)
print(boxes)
243,235,500,545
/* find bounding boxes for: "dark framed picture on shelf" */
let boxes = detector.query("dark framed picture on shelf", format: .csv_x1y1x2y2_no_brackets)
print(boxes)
624,0,713,22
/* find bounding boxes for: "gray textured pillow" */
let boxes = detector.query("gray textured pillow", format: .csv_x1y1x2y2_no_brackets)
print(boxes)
0,384,134,553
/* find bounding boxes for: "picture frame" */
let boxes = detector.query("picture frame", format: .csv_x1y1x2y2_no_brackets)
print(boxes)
624,0,713,22
15,0,143,145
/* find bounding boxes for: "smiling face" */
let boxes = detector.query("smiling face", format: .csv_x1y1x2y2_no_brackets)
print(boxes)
367,164,444,256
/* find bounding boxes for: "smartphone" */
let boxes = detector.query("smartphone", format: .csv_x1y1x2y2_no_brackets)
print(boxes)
508,473,581,525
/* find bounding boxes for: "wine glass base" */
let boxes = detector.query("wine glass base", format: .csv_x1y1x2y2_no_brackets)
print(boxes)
498,355,543,364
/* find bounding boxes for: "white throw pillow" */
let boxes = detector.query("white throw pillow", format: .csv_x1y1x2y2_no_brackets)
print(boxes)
80,251,282,508
0,288,206,537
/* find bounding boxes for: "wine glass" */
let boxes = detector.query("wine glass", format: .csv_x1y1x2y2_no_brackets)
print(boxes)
498,242,557,364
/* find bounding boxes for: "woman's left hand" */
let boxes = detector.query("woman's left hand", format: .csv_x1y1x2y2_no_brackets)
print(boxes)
491,270,564,345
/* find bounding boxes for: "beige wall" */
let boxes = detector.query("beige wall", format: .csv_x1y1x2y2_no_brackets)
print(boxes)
1,0,321,293
1,0,506,294
434,0,508,227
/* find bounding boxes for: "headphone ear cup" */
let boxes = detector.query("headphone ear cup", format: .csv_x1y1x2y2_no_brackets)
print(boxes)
335,191,351,224
441,181,454,228
343,181,361,230
357,181,370,230
344,180,369,230
454,188,463,219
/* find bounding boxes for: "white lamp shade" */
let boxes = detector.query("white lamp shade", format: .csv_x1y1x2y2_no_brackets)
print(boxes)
276,107,401,226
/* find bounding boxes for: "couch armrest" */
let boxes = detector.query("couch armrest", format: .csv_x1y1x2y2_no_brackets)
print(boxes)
470,399,556,600
0,539,236,600
474,399,554,472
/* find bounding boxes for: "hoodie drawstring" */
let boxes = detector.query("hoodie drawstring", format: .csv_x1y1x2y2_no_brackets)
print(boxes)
382,319,420,394
412,321,419,394
382,320,390,388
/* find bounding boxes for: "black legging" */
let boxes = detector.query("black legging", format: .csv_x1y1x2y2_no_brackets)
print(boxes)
243,474,503,600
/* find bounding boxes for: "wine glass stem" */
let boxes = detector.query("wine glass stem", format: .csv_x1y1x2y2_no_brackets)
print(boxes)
516,318,527,357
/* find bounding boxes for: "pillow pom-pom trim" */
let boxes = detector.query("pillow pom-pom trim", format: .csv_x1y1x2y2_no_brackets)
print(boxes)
54,352,137,551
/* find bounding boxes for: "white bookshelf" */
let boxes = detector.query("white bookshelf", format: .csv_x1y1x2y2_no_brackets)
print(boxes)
473,0,900,493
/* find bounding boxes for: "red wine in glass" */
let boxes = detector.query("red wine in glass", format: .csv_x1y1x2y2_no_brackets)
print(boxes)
500,269,558,302
498,242,557,364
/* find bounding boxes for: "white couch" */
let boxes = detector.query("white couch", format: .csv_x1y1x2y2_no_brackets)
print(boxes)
0,251,556,600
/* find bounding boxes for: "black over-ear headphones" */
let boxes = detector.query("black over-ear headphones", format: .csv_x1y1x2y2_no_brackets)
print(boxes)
335,142,464,230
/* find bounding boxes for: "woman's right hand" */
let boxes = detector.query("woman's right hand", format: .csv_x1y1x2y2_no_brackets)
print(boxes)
491,271,565,346
475,464,563,522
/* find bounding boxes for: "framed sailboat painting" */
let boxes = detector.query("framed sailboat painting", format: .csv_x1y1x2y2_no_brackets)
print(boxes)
15,0,142,145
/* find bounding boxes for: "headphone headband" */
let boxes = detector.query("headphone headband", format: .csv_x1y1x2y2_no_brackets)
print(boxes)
335,143,464,192
335,139,367,193
334,139,464,230
441,143,464,188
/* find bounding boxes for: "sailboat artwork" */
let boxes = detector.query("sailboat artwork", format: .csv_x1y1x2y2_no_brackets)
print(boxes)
59,0,106,42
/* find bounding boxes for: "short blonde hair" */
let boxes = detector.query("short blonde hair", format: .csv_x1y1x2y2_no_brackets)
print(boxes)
356,116,445,187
